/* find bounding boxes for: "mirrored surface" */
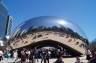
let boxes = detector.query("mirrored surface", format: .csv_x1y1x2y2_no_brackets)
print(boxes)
13,16,87,43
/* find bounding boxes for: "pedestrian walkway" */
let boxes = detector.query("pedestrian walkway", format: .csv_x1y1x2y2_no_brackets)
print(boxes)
0,57,88,63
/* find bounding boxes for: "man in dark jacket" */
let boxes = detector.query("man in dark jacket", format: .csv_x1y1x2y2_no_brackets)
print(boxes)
89,54,96,63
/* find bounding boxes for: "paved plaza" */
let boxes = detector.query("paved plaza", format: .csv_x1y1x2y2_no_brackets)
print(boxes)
0,56,88,63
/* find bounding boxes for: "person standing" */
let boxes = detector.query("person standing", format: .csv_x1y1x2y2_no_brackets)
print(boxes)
75,57,83,63
0,50,3,61
54,56,64,63
29,49,35,63
86,48,92,60
88,53,96,63
21,50,26,63
13,49,18,61
26,50,30,63
45,49,50,63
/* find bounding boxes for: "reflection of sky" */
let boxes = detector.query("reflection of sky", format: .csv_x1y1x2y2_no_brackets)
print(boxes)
16,16,86,38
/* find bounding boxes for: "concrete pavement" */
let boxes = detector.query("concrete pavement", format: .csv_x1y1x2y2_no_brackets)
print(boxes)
0,56,88,63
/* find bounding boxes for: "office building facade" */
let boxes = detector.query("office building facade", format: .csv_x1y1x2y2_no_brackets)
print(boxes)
6,16,13,37
0,0,13,41
0,1,8,39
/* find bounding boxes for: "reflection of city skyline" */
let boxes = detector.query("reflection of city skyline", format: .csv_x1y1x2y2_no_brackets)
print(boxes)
13,16,87,39
13,25,88,43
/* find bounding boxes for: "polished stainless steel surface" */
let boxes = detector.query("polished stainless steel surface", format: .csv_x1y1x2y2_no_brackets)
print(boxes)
10,16,88,56
13,16,87,40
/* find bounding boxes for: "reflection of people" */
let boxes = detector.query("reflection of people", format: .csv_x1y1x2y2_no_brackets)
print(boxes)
75,57,83,63
54,56,64,63
89,54,96,63
86,48,92,60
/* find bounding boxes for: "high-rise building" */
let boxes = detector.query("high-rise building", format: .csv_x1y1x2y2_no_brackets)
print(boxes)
0,1,13,46
0,1,8,39
6,16,13,37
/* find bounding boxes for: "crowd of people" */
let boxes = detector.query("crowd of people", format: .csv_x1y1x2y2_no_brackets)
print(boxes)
0,47,96,63
0,47,65,63
86,48,96,63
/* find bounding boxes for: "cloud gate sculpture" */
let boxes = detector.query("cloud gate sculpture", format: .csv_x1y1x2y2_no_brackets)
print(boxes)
9,16,88,57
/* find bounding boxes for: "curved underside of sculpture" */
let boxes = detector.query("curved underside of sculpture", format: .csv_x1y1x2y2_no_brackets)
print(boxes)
10,31,87,56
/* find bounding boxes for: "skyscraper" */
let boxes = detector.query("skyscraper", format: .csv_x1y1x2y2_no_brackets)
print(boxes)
6,16,13,37
0,0,8,39
0,0,13,46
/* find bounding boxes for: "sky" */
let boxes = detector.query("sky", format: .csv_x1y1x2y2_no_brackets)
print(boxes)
3,0,96,42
